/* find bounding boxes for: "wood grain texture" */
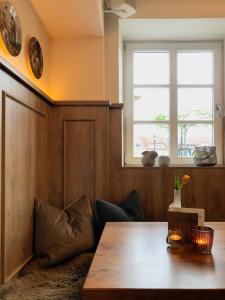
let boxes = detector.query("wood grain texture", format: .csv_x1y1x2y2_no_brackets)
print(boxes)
63,120,95,206
0,69,49,284
83,222,225,300
54,101,111,106
0,87,4,285
3,95,47,282
48,106,109,208
83,290,225,300
4,94,36,282
109,107,225,221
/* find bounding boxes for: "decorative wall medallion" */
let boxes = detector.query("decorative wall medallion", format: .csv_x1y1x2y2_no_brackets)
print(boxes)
0,1,22,56
29,37,43,79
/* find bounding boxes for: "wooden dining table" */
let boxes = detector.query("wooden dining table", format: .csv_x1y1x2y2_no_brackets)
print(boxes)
82,222,225,300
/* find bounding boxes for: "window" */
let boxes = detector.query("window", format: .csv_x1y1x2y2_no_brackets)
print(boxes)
124,42,223,165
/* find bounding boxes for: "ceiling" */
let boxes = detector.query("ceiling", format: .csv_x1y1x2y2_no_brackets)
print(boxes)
30,0,104,38
120,18,225,41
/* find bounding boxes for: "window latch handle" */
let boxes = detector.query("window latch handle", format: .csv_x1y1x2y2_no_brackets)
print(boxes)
215,103,223,118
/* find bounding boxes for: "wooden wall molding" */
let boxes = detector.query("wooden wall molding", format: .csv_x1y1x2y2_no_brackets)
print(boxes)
3,92,47,117
0,92,5,284
63,119,96,207
48,106,109,208
0,71,49,284
0,58,53,105
2,91,47,282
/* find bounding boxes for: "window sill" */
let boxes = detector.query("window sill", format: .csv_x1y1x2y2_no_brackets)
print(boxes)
123,164,225,169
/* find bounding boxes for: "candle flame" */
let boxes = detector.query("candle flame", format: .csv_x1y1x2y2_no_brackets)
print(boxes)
170,234,182,241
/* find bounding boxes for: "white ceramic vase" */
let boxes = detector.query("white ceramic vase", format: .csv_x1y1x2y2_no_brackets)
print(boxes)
141,151,158,167
173,189,181,208
158,155,170,167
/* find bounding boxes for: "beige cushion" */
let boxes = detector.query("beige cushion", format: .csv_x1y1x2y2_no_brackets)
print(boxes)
35,195,95,266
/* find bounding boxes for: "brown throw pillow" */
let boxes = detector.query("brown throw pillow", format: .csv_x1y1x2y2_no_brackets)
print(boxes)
35,195,95,267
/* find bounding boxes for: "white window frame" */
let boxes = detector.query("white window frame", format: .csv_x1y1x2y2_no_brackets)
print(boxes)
124,41,223,165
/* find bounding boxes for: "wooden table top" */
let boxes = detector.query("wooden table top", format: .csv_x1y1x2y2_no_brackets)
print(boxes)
83,222,225,299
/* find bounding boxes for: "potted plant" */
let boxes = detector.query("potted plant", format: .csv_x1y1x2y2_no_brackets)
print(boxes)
173,172,190,207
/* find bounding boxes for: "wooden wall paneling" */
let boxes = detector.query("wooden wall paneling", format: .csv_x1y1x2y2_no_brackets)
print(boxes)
182,168,225,221
48,106,109,208
110,107,123,171
47,107,63,208
3,92,47,282
110,167,225,222
0,57,53,105
0,72,47,117
35,105,49,202
63,120,95,207
94,107,110,203
4,93,35,281
109,106,225,222
0,89,3,284
0,69,49,283
223,116,225,165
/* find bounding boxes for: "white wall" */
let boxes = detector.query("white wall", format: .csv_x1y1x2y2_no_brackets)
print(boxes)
0,0,105,101
0,0,52,95
134,0,225,19
104,15,120,102
49,38,105,101
2,0,225,101
104,0,225,103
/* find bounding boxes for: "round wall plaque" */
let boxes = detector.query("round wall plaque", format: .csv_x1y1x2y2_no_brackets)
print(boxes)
29,37,43,79
0,1,22,56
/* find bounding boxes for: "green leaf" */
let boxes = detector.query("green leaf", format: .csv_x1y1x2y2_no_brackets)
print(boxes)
174,171,181,190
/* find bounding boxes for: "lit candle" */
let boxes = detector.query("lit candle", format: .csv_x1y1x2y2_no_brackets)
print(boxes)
170,234,182,241
196,239,208,246
167,229,184,249
192,226,214,254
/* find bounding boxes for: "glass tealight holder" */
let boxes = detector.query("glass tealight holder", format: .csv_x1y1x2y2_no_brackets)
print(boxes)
192,226,214,254
167,229,184,249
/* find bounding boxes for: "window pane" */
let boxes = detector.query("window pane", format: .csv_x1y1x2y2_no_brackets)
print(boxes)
134,88,169,121
133,52,169,85
178,88,213,121
133,124,169,157
178,123,213,157
177,52,213,85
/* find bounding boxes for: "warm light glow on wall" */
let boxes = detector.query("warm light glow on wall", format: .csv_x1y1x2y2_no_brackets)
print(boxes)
0,0,51,97
0,37,11,57
49,38,105,101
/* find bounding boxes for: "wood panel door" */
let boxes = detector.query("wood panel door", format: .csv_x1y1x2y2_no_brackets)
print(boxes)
2,92,48,283
48,106,109,208
63,120,95,207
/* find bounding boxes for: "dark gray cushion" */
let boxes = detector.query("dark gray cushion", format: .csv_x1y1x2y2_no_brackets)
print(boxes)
118,190,144,221
95,199,131,240
95,190,143,240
